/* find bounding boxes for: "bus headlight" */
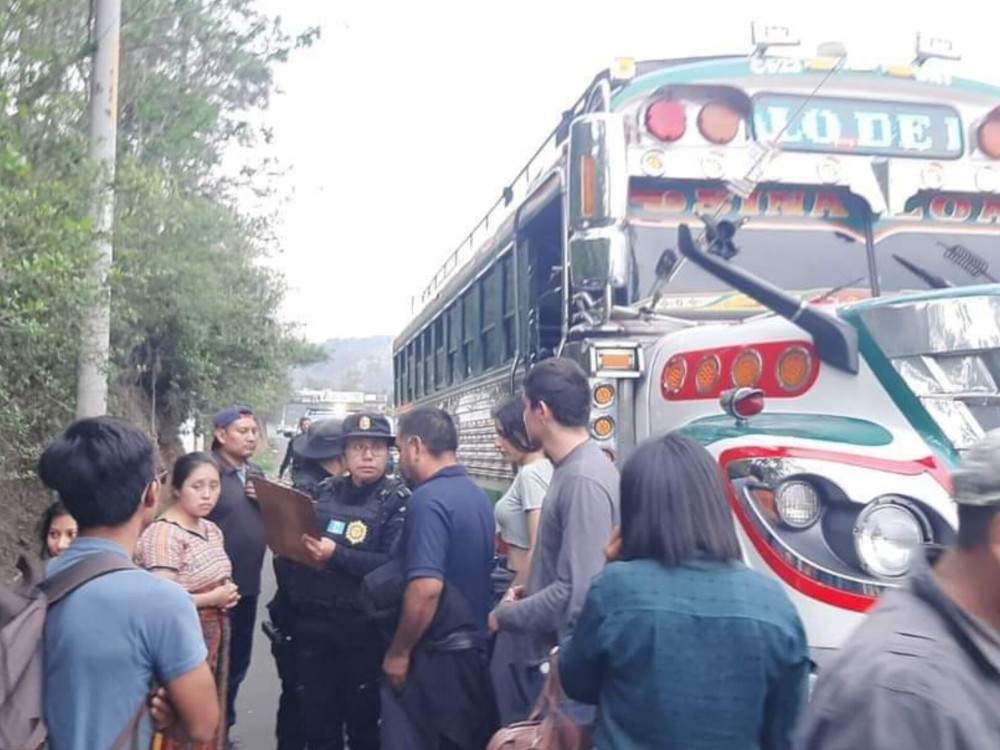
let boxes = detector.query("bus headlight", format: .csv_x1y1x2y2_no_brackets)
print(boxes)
853,499,930,579
775,480,821,529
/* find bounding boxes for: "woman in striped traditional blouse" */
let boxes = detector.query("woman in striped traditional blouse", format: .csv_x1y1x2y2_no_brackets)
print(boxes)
137,452,238,750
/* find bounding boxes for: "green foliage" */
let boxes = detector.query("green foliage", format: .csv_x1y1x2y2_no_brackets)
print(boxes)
0,0,324,473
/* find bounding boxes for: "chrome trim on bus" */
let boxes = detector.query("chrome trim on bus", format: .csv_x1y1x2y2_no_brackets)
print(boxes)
736,485,891,598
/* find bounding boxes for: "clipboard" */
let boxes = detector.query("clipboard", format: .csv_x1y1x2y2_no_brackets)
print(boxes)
251,477,323,567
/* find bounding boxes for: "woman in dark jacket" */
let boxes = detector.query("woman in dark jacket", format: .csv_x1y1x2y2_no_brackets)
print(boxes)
560,434,810,750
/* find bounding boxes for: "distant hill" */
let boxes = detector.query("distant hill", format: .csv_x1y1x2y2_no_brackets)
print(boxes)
292,336,393,395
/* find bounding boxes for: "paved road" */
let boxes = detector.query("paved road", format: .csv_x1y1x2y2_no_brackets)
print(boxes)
230,433,286,748
229,552,281,749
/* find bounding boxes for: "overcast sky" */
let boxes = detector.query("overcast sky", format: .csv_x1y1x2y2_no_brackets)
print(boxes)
250,0,998,343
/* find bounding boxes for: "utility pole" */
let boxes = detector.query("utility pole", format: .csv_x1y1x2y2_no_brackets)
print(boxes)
76,0,122,418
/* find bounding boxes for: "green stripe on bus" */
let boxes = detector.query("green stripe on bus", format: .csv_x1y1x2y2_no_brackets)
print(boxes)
678,413,893,447
838,310,961,468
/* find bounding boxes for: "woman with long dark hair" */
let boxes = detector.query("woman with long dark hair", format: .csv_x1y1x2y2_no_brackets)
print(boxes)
559,433,809,749
38,500,77,559
489,397,553,725
136,452,237,750
492,397,552,586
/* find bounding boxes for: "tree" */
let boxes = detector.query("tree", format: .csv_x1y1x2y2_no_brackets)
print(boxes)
0,1,322,482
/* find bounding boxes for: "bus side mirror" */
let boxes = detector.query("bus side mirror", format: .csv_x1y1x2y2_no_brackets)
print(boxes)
568,113,628,233
568,113,629,295
569,228,628,291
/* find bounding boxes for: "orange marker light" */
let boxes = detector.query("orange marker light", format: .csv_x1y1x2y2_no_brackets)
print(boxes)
663,356,687,395
695,355,722,394
592,416,615,439
732,350,763,387
593,384,615,407
697,102,742,145
581,153,597,218
777,347,813,392
597,350,635,370
978,109,1000,159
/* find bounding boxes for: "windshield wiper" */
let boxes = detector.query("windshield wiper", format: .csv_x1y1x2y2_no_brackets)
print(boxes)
939,242,998,283
809,276,866,303
892,254,953,290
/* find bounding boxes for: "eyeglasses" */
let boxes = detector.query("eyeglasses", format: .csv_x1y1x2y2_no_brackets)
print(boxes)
346,442,389,457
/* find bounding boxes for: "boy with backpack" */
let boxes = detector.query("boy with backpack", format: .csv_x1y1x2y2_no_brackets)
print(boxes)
0,417,219,749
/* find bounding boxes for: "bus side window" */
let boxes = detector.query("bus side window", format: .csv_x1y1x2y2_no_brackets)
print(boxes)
519,198,564,363
501,253,516,362
447,303,461,385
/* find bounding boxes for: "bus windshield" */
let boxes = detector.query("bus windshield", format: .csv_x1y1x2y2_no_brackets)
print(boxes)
874,230,1000,292
629,222,873,314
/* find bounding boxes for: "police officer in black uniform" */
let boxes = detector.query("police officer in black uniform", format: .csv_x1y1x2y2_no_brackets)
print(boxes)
266,418,348,750
297,412,409,750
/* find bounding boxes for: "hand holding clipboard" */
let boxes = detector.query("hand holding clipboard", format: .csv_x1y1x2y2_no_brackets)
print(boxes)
250,477,323,568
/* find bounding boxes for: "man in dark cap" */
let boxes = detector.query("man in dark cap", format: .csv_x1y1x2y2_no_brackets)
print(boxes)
206,405,264,735
291,412,410,750
266,418,347,750
798,429,1000,749
279,416,312,485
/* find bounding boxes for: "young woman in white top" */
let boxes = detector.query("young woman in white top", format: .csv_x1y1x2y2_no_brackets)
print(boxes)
493,398,553,585
489,398,553,725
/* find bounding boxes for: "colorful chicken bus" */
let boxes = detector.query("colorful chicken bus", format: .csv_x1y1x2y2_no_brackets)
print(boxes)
392,25,1000,667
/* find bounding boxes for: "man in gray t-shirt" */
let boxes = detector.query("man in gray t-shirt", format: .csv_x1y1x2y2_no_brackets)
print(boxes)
491,358,619,721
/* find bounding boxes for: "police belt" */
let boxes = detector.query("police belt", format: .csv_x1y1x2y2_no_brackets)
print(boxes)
421,630,483,653
292,597,365,618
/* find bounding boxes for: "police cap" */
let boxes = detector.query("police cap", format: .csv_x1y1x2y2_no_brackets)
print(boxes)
341,412,394,443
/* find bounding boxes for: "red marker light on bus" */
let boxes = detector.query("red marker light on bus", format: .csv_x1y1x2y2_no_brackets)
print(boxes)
721,387,766,420
645,99,687,142
977,108,1000,159
697,102,742,145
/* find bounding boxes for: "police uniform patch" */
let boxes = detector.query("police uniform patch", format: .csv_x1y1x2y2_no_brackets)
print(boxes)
326,519,346,536
345,520,368,545
359,415,371,431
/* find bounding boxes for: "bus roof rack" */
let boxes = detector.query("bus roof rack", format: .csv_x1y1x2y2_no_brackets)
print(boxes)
408,68,619,314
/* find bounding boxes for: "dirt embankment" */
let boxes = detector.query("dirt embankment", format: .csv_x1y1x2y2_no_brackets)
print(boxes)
0,426,280,581
1,479,50,580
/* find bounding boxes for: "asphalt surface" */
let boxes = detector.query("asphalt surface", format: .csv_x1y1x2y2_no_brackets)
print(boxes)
228,552,281,749
229,433,285,749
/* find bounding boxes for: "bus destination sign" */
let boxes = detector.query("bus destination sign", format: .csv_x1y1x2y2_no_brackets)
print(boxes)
753,95,963,159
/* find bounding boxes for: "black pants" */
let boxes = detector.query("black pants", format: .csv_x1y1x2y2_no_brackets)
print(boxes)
227,594,258,728
294,612,383,750
381,648,498,750
270,626,306,750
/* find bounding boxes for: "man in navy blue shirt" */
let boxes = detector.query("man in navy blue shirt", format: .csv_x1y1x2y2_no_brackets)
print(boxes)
381,407,498,749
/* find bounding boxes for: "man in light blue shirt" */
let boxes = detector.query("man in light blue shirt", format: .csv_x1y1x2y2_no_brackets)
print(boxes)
39,417,219,749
